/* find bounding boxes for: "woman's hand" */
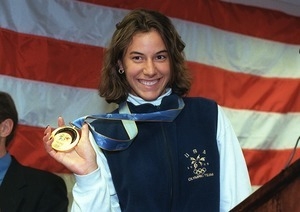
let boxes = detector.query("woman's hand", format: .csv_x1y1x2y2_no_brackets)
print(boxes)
43,117,98,175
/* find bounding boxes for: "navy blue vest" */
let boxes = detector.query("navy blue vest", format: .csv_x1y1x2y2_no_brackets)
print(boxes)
94,94,220,212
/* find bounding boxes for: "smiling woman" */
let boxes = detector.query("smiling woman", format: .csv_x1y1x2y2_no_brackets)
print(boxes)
118,30,171,101
43,8,252,212
98,9,191,105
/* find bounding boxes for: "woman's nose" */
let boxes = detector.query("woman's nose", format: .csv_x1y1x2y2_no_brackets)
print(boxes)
143,60,156,76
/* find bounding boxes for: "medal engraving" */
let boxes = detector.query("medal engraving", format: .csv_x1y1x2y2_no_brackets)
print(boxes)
51,126,79,151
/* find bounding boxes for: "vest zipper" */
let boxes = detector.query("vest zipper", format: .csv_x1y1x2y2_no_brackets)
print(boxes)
161,122,174,211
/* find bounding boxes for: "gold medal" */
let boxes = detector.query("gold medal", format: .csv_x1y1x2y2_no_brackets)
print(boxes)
51,126,79,152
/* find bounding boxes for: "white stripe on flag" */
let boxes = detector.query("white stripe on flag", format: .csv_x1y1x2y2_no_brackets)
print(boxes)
0,75,116,127
0,75,298,150
223,107,300,149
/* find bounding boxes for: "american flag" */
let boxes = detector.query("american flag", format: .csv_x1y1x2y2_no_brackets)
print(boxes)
1,0,299,197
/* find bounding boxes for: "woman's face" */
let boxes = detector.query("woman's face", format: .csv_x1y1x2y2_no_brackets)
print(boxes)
119,30,171,101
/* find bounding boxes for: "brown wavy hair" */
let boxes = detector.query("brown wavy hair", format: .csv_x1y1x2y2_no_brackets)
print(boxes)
99,9,191,104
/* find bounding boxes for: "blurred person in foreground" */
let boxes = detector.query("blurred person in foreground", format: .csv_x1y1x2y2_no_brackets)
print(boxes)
0,91,68,212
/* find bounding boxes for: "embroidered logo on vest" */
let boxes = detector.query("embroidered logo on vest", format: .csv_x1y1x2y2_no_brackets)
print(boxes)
184,149,214,181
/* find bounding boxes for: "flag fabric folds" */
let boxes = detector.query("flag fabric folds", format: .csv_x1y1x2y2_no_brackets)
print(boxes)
0,0,299,190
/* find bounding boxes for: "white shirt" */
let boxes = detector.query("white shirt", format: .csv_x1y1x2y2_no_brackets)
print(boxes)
71,93,252,212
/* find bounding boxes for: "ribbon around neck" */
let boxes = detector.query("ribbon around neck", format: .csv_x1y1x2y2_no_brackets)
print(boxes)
71,97,185,151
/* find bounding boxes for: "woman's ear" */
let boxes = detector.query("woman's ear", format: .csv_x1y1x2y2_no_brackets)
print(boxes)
0,119,13,138
118,60,124,70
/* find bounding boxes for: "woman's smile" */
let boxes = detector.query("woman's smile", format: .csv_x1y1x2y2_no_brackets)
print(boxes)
119,29,171,101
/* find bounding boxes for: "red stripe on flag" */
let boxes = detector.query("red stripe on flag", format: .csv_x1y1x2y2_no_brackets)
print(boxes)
8,124,300,185
7,124,71,173
0,28,102,89
78,0,300,44
2,28,299,113
243,148,300,186
188,62,300,113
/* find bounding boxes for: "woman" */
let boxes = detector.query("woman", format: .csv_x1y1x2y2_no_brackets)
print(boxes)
44,9,251,212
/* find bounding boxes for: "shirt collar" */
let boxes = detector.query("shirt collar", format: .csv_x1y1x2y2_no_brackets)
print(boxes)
0,152,12,185
127,88,172,106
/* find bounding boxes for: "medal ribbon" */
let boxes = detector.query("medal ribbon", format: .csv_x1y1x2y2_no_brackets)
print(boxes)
71,97,185,151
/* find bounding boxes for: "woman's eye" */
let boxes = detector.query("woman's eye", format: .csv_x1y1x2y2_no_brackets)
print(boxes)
156,55,167,60
132,56,142,61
